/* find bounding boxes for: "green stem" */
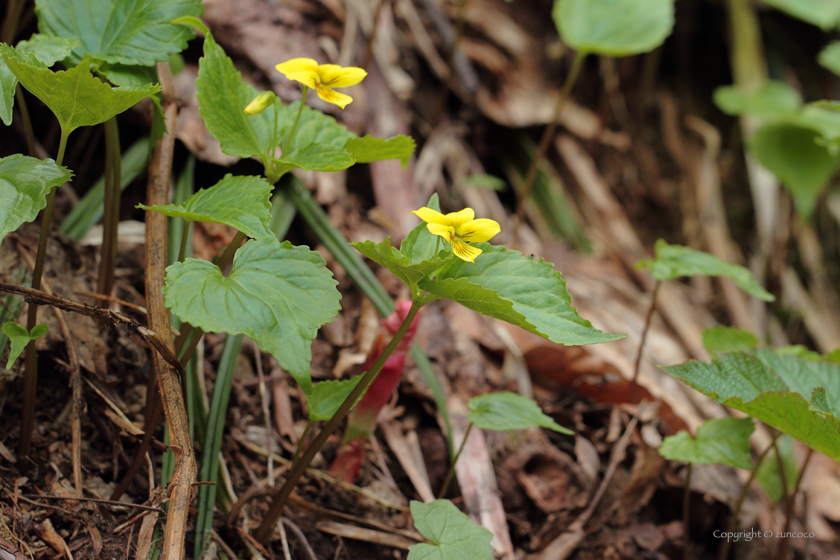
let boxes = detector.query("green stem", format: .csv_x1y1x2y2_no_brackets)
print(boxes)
719,432,779,560
282,86,308,154
253,300,423,544
438,422,473,499
178,219,192,263
513,50,586,227
20,127,71,458
97,117,121,300
631,279,661,401
290,420,313,469
683,462,692,560
14,87,36,157
776,448,814,560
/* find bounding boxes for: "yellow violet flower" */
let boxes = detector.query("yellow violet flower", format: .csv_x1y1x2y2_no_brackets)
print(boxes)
275,58,367,109
412,207,501,263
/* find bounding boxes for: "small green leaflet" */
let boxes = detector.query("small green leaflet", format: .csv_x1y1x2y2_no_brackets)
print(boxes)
3,323,49,369
0,45,158,134
661,350,840,461
401,193,442,264
35,0,203,66
761,0,840,30
345,135,415,168
819,42,840,78
748,123,840,221
467,392,572,434
307,377,362,422
0,154,73,245
713,81,802,121
17,34,80,67
351,238,446,290
163,239,341,394
553,0,675,57
756,434,798,503
408,500,494,560
138,174,273,241
268,143,355,177
426,244,625,345
702,326,758,354
658,417,755,470
636,239,774,301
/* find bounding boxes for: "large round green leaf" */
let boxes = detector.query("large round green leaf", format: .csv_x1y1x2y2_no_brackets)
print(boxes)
0,154,73,245
138,174,273,241
35,0,203,66
553,0,675,56
163,240,341,394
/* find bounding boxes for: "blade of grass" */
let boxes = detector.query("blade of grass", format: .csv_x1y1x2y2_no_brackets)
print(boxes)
60,138,150,241
500,131,590,251
283,176,454,457
194,333,243,559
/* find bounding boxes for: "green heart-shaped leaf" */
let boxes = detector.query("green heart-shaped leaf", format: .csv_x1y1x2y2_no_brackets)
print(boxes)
553,0,675,57
468,392,572,434
0,154,73,245
0,45,158,134
408,500,494,560
637,239,775,301
819,42,840,77
138,174,273,241
163,239,341,394
269,143,356,177
35,0,203,66
713,81,802,120
426,244,625,345
279,102,355,150
658,417,755,470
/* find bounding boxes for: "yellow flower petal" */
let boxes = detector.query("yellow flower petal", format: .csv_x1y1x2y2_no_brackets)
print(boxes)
412,207,450,226
285,70,319,89
276,58,319,76
454,218,501,243
452,240,482,263
426,223,454,240
316,86,353,109
446,208,475,229
318,64,368,88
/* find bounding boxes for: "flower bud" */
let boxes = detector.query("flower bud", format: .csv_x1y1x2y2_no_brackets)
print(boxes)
244,91,275,115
